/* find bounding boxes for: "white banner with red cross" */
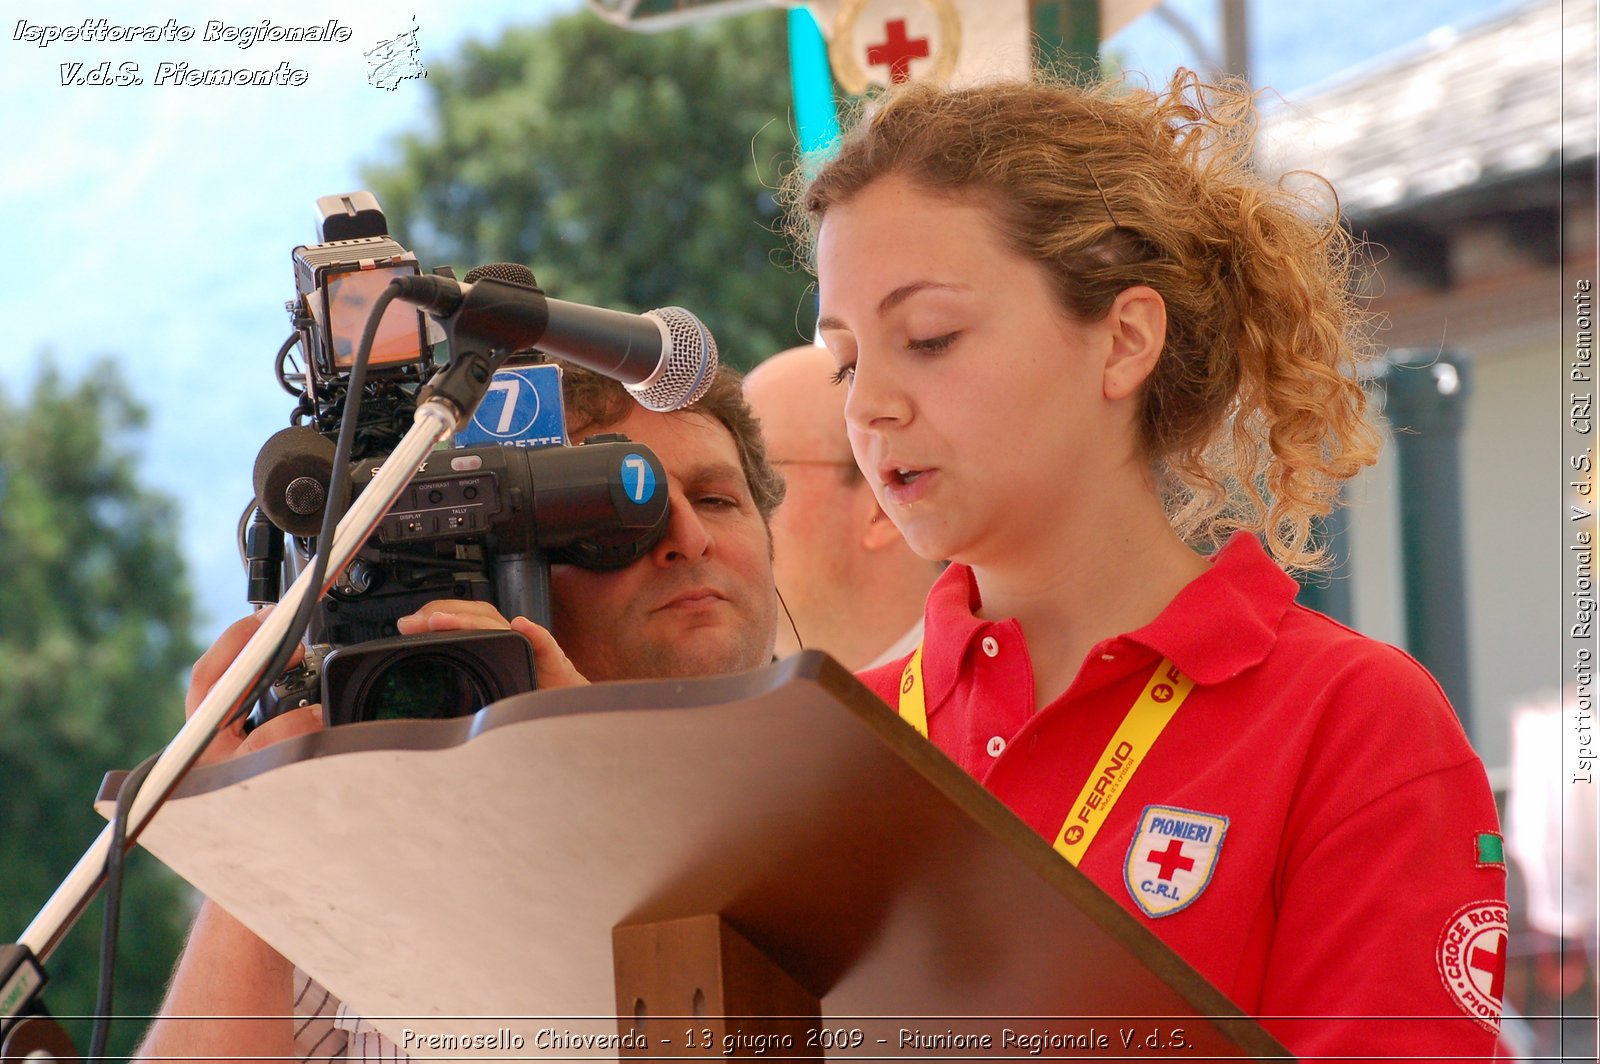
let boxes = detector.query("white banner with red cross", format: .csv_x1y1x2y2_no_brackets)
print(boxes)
802,0,1025,93
798,1,1161,93
588,2,1163,93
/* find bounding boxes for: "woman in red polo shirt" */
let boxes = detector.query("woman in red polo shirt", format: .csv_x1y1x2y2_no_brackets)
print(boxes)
789,70,1507,1061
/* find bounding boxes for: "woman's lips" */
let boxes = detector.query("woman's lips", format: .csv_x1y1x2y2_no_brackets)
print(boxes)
879,463,937,505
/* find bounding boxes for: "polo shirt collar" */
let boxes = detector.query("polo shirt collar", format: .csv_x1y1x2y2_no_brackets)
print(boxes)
916,561,995,703
916,532,1300,702
1122,532,1300,684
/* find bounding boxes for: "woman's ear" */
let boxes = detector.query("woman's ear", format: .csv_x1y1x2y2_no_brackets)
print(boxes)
1101,286,1167,401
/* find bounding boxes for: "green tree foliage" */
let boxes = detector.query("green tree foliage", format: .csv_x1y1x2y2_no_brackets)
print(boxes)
364,8,817,370
0,361,197,1055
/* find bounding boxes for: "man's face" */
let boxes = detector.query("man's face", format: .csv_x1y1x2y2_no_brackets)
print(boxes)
548,406,778,681
742,347,865,658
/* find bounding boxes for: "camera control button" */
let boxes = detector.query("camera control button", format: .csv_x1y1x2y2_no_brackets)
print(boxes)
450,455,484,472
387,512,431,538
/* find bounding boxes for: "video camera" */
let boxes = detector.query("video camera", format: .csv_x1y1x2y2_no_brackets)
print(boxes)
245,193,670,729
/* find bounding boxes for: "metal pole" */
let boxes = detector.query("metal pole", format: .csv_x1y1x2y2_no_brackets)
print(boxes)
1380,347,1475,733
1030,0,1101,79
1295,504,1354,626
1220,0,1251,81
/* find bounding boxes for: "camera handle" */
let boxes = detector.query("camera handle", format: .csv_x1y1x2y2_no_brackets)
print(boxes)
2,396,462,1027
495,551,552,632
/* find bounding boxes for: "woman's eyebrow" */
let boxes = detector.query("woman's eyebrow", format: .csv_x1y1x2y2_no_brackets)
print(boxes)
817,280,969,331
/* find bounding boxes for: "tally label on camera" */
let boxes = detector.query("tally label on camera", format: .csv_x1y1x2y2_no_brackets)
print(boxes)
455,365,566,449
1123,805,1227,918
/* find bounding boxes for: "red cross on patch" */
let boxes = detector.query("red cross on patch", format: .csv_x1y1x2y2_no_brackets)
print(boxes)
1437,902,1509,1033
1147,838,1196,880
1124,805,1228,918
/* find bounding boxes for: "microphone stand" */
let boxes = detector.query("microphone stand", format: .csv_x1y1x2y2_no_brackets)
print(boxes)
0,393,465,1050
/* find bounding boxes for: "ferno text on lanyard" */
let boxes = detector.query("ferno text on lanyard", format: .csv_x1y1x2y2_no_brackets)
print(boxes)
897,645,1194,865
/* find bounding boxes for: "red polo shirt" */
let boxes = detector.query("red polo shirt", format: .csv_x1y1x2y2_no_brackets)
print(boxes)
859,534,1507,1062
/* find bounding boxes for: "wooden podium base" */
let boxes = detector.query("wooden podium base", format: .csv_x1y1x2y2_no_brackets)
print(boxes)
614,914,821,1058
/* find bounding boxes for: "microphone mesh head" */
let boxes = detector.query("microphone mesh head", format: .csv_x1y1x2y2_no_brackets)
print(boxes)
253,425,339,538
628,307,717,412
462,262,537,287
285,476,328,515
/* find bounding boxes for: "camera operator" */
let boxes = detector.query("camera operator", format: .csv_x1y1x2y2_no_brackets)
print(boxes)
135,364,784,1064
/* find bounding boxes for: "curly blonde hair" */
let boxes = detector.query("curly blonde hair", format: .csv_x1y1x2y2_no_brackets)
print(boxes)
786,70,1381,571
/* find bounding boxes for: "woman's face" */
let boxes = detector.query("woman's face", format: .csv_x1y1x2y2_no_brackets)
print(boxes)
815,174,1143,568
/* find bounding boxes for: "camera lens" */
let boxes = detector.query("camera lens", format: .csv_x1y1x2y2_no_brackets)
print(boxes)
321,629,537,727
359,653,490,721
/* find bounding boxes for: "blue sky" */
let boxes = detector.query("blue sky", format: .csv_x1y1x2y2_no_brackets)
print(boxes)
3,0,575,638
1,0,1529,642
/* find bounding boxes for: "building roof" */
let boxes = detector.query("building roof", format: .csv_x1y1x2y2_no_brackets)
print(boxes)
1260,0,1595,219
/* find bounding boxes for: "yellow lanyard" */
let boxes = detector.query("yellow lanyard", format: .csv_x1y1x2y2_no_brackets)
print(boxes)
898,645,1194,866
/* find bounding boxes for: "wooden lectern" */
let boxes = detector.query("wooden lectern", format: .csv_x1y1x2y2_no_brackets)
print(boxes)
103,652,1289,1060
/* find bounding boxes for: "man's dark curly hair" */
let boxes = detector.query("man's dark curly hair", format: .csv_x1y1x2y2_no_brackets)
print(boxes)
560,364,785,523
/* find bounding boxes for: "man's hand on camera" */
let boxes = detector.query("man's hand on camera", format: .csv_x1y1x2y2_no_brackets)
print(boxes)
396,600,590,689
187,608,322,767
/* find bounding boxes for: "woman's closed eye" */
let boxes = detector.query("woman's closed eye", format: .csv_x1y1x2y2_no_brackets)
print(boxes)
909,331,960,353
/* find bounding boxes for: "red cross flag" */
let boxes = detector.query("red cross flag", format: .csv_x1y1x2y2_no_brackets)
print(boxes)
803,0,980,94
801,0,1161,94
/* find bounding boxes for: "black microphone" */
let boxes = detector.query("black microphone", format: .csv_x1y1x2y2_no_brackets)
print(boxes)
392,272,717,412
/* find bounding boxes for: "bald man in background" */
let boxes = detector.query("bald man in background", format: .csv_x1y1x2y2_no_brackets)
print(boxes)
744,345,942,671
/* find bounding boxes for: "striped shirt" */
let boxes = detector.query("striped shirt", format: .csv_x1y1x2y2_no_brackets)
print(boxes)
294,969,411,1063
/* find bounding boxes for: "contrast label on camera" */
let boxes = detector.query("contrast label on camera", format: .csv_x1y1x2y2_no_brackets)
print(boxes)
454,364,566,449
